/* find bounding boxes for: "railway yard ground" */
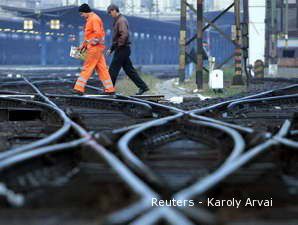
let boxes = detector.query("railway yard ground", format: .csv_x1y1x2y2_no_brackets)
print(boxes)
0,71,297,225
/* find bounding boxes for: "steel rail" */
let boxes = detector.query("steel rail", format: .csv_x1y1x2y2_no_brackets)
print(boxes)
104,200,157,225
0,97,72,160
123,121,294,225
0,138,88,171
46,94,166,138
2,76,296,224
171,121,294,222
47,94,154,115
188,119,246,164
0,90,28,95
32,79,77,88
118,118,245,225
190,84,298,114
118,113,183,186
0,81,29,86
190,91,275,114
107,199,215,225
174,120,291,202
1,78,183,117
111,122,157,135
129,207,195,225
189,113,255,134
117,114,245,187
0,78,102,95
57,78,105,93
270,84,298,95
0,95,34,99
23,77,196,225
42,79,184,117
24,77,161,222
49,95,164,138
274,137,298,148
62,78,298,119
250,77,298,85
227,93,298,109
33,79,106,96
49,94,112,98
117,94,186,114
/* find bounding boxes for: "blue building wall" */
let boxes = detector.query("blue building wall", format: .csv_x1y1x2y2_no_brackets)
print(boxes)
0,6,179,65
206,12,235,66
0,7,235,67
185,11,235,66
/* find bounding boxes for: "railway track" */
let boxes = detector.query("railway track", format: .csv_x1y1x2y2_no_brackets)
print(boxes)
117,114,245,191
0,77,189,225
0,75,297,225
168,79,298,111
0,98,68,153
191,85,298,133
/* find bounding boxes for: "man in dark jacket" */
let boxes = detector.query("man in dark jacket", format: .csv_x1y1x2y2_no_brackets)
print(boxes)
106,4,149,95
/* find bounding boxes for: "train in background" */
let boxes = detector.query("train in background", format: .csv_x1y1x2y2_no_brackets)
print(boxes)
0,5,235,68
265,0,298,67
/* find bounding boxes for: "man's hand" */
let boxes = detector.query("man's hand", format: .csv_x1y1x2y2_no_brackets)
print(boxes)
105,48,113,57
78,43,87,53
90,38,99,46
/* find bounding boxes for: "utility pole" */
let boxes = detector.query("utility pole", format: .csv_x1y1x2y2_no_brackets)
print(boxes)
196,0,204,89
179,0,187,83
232,0,244,85
179,1,243,89
242,0,250,85
179,0,204,89
284,0,289,47
268,0,278,77
243,0,249,54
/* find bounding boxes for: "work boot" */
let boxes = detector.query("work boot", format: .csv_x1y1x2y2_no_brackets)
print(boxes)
136,87,149,95
105,92,116,96
72,89,84,96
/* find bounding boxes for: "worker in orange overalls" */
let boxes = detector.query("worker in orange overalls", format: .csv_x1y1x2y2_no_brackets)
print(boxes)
74,3,115,95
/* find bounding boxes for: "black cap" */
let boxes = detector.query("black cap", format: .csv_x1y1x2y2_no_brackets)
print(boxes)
107,4,119,13
79,3,91,13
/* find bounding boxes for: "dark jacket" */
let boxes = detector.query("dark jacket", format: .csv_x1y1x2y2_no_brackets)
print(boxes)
111,14,131,51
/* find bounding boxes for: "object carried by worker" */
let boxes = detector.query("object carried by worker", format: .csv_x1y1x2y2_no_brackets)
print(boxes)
70,46,86,61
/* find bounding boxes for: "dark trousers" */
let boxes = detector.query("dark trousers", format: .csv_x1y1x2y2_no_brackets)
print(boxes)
109,46,148,90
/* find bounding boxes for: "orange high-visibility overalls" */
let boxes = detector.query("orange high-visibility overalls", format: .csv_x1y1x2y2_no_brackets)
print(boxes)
74,12,115,93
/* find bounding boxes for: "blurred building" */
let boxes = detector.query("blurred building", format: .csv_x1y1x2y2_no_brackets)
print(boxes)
0,0,64,8
0,0,36,8
0,5,179,65
212,0,234,11
249,0,266,64
0,1,234,19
